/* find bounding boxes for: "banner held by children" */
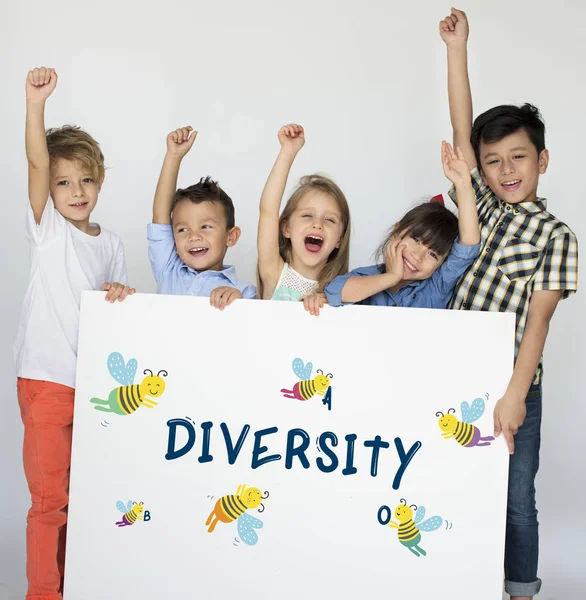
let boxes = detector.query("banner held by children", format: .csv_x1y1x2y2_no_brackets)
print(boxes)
65,292,514,600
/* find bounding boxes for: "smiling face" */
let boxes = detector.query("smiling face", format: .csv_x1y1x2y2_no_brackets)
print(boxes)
141,374,166,398
396,234,447,282
479,130,549,204
314,374,330,391
49,158,102,227
281,190,344,276
438,413,457,434
394,504,414,523
172,200,240,273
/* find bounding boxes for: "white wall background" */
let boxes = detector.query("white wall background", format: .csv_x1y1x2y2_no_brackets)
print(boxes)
0,1,583,599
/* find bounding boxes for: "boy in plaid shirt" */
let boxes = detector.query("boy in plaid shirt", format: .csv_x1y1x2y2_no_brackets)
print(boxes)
439,8,578,600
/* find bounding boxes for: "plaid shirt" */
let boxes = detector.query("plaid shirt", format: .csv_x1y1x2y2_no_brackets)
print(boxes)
449,168,578,384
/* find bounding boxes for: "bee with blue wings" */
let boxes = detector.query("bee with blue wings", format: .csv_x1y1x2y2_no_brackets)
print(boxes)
115,500,146,527
280,358,333,410
90,352,168,416
436,395,495,448
386,499,443,557
205,484,269,546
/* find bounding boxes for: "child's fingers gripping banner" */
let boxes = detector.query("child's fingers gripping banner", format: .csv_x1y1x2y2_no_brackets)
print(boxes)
65,293,514,600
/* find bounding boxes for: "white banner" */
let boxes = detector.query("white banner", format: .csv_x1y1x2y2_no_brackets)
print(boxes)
65,292,514,600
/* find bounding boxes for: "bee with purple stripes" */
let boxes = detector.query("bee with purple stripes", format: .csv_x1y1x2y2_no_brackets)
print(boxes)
436,396,495,448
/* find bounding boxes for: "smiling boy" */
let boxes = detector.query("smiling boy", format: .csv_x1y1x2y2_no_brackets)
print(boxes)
16,66,133,600
440,9,578,599
147,126,256,307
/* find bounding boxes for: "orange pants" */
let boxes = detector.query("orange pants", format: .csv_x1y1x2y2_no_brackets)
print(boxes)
17,378,75,600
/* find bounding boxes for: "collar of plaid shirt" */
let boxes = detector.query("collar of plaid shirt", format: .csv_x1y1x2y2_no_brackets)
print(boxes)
498,198,547,214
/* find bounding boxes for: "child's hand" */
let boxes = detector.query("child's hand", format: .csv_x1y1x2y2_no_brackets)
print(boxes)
166,126,198,159
303,293,327,316
442,141,472,188
493,393,527,454
210,286,242,310
26,67,58,103
278,124,305,155
384,236,406,283
101,282,136,303
439,8,469,46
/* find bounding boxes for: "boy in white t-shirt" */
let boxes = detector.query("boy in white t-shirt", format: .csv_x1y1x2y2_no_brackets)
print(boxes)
15,66,134,600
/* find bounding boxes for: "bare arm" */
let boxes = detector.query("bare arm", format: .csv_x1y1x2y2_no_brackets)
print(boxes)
257,150,296,282
440,9,476,171
441,142,480,246
493,290,562,453
455,182,479,245
509,291,561,396
25,67,58,224
257,124,305,298
153,126,197,224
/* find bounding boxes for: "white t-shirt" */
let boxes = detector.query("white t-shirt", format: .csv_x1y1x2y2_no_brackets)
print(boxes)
14,200,128,389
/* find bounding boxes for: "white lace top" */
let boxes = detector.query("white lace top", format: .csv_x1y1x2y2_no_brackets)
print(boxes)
271,263,318,302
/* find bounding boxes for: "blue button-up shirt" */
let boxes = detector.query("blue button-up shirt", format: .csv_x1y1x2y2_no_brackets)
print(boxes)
325,240,479,309
147,223,256,298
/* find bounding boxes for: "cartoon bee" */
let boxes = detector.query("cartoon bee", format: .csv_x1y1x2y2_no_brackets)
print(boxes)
205,484,269,546
436,396,495,448
281,358,333,408
115,500,145,527
386,499,443,557
90,352,168,416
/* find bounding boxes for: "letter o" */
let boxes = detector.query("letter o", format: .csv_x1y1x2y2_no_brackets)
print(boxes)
377,505,391,526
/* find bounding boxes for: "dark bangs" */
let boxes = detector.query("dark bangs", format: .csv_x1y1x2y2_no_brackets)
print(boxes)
376,203,458,265
471,103,545,169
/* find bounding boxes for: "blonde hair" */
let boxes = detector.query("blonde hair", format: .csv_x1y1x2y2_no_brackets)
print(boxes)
46,125,105,182
258,174,351,298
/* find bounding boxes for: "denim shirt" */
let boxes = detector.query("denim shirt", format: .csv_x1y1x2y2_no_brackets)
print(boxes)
147,223,256,298
325,240,479,309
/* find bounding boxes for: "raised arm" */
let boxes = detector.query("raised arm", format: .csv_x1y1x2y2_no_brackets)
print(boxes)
257,124,304,298
439,8,476,171
152,126,197,224
441,141,479,246
26,67,58,224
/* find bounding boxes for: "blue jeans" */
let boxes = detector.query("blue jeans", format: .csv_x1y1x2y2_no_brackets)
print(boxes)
504,383,542,597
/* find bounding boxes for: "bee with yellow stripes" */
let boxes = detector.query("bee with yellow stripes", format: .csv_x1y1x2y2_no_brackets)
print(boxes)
436,395,495,448
90,351,168,416
206,484,270,546
281,358,332,404
384,499,443,557
115,500,146,527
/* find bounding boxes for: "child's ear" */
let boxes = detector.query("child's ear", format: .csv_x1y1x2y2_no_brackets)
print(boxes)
226,226,241,248
281,220,291,239
538,149,550,175
97,175,105,193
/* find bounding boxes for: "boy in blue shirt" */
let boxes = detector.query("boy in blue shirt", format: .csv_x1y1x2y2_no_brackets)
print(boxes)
148,126,256,306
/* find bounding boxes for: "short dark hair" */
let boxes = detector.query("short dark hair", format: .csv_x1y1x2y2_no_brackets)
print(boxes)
376,202,458,267
471,103,546,169
171,176,235,229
